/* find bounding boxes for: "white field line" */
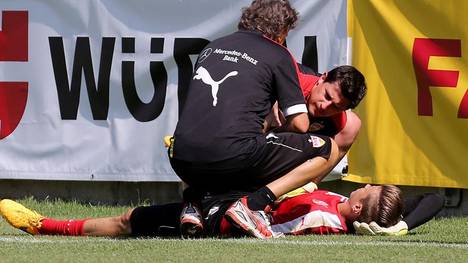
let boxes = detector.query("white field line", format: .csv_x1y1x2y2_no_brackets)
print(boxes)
0,236,468,249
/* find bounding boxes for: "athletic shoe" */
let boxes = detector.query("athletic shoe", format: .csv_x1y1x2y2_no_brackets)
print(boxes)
0,199,44,235
180,202,204,238
225,197,277,239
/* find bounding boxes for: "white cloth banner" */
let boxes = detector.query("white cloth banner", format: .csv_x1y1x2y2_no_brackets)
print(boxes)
0,0,347,181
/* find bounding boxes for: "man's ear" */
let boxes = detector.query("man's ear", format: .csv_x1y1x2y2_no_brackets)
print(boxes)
352,201,363,215
317,72,327,84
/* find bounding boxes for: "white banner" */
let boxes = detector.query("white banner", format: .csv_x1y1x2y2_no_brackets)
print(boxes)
0,0,347,181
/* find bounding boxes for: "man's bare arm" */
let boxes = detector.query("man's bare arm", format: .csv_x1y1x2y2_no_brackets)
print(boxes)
273,112,309,133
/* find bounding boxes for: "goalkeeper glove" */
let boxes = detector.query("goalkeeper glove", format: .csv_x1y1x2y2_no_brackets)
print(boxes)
276,182,317,203
369,221,408,236
353,221,408,236
352,221,375,235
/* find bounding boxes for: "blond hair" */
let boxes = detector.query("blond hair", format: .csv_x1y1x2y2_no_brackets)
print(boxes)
358,185,404,227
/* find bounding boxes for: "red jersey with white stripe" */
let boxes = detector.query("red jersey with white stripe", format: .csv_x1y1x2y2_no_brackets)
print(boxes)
297,72,347,136
270,190,348,235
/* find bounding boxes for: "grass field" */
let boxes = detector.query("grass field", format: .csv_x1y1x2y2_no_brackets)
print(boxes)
1,198,468,263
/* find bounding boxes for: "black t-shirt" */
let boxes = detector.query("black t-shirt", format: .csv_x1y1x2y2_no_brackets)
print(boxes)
173,30,307,163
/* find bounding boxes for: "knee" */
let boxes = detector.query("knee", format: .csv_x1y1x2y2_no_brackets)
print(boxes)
116,208,135,235
335,111,361,152
328,138,339,164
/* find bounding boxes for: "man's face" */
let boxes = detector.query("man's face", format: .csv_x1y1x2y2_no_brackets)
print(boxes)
348,184,382,205
307,74,351,117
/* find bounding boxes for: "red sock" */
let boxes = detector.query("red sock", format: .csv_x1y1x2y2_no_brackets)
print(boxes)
39,218,88,236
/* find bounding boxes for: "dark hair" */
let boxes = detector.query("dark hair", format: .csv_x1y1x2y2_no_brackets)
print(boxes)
238,0,298,41
325,65,367,109
358,185,404,227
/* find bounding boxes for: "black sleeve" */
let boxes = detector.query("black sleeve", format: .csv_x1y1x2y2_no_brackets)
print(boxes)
273,54,307,115
403,193,445,230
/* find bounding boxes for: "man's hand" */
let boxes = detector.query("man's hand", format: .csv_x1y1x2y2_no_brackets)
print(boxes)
353,221,408,236
271,102,286,127
263,102,285,133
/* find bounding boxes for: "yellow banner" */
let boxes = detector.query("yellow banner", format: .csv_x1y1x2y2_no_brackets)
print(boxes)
346,1,468,188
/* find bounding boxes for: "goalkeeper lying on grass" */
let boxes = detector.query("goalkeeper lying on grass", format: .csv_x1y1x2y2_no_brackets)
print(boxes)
0,184,404,238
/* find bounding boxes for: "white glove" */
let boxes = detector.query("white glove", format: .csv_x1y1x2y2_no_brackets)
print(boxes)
353,221,375,235
353,221,408,236
301,182,318,193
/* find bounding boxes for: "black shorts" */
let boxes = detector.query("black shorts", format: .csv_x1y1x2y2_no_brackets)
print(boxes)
170,132,332,193
130,203,183,237
129,192,248,237
201,191,249,236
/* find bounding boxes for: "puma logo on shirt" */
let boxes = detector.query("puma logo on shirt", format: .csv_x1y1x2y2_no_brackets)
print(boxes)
193,66,238,106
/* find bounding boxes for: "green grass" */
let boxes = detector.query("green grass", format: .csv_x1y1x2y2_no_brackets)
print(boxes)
1,198,468,263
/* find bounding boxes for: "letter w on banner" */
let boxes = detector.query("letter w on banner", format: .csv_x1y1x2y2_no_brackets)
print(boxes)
347,1,468,188
0,1,347,181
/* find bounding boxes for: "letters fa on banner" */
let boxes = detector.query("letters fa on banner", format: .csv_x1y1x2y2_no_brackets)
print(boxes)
412,38,468,118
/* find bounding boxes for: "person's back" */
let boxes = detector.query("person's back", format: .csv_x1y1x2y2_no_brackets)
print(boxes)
173,30,304,163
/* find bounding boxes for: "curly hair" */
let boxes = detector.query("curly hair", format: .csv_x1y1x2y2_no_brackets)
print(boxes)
358,185,404,227
238,0,299,41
